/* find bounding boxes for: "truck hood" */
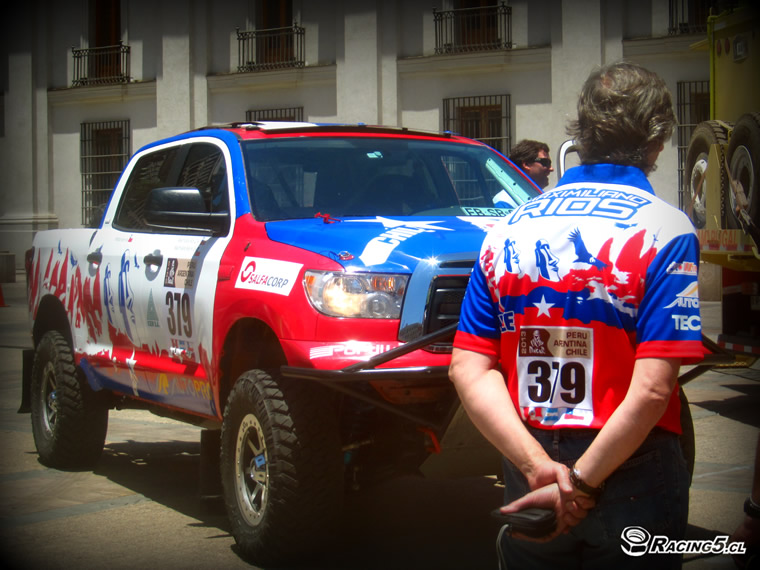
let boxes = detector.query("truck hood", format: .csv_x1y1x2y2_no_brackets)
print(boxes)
265,215,501,272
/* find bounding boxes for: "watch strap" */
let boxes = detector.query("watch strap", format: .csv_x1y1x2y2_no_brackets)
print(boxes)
570,465,604,498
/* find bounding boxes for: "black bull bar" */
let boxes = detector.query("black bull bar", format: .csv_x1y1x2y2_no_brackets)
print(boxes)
280,322,740,429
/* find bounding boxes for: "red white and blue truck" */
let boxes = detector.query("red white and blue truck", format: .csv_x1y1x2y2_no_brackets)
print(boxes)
20,122,541,565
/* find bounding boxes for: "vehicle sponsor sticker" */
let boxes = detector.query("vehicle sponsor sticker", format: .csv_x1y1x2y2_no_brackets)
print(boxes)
164,258,197,288
147,290,160,327
310,341,395,360
235,257,302,296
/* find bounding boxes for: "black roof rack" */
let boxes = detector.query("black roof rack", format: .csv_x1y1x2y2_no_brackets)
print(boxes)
192,121,455,139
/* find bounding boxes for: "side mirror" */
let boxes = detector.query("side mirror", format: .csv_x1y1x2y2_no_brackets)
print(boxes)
145,187,229,235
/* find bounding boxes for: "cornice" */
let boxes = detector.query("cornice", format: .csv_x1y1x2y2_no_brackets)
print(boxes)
398,46,551,77
48,80,157,106
622,34,708,59
207,64,337,93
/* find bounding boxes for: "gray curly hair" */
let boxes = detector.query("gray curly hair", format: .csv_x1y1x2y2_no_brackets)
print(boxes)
567,61,676,172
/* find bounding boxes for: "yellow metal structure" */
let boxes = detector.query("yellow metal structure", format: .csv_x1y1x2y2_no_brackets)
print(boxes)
709,7,760,123
691,4,760,354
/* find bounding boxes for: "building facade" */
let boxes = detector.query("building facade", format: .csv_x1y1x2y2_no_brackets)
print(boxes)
1,0,715,270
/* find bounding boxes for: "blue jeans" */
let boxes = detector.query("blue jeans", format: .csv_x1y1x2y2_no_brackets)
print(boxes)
499,427,690,569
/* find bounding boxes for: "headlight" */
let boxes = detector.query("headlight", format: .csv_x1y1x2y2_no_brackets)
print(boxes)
304,270,408,318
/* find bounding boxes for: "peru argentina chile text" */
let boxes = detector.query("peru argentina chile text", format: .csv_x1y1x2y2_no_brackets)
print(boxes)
510,187,651,224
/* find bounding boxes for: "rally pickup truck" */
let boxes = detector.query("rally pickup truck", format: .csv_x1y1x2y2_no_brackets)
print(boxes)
21,122,541,565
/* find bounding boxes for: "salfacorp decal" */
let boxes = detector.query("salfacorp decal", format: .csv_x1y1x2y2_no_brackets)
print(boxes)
235,257,302,296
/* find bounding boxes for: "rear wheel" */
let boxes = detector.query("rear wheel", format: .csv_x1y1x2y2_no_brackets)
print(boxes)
220,369,343,566
684,121,729,229
30,330,108,469
726,112,760,228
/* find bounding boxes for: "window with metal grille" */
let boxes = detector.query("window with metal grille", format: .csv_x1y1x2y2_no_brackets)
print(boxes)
245,107,304,122
442,94,511,155
81,120,130,227
676,80,710,211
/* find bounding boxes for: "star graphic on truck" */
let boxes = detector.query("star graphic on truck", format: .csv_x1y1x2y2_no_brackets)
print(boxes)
347,217,454,265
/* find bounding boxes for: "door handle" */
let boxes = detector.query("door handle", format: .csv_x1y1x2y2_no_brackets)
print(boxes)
143,253,163,267
86,251,102,264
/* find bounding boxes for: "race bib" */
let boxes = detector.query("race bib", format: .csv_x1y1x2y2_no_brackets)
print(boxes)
516,326,594,427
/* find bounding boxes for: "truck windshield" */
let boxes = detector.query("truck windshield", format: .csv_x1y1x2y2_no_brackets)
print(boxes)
242,137,540,221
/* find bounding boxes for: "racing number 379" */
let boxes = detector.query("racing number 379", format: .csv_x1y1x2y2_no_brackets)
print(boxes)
166,291,192,337
526,360,586,405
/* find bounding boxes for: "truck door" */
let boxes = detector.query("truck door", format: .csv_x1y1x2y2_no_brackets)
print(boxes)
87,139,233,418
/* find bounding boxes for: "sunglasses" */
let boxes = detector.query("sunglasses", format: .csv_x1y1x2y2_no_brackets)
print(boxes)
534,157,552,168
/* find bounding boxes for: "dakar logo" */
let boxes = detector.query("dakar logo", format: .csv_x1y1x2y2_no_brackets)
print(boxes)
164,258,178,287
519,328,552,357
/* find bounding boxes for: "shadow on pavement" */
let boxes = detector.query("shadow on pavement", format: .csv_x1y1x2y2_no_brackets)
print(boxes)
690,382,760,428
96,439,230,531
93,438,505,569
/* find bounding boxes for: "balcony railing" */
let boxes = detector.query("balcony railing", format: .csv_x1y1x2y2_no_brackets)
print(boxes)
434,3,512,55
72,42,131,87
237,25,305,72
667,0,737,35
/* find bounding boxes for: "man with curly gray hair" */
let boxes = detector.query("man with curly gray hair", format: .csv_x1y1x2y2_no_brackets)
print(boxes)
567,61,676,173
450,61,701,568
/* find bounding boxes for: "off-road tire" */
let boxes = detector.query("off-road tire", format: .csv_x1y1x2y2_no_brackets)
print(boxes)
220,369,343,566
30,330,108,469
726,112,760,228
685,121,729,229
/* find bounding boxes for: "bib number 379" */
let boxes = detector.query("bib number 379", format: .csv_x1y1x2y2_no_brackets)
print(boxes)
517,326,594,426
526,360,585,404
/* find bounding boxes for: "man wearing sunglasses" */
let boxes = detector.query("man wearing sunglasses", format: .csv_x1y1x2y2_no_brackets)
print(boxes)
509,139,554,189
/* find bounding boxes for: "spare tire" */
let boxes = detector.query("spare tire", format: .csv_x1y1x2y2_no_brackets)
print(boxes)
684,121,729,229
726,112,760,228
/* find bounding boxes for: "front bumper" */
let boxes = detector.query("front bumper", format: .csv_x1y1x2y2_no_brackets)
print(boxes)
280,322,457,429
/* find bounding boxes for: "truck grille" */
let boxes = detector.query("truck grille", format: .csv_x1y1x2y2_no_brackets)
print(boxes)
399,255,476,353
426,275,469,336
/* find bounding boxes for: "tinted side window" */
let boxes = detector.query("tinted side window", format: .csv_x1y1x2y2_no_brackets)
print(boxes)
114,146,180,231
177,143,229,214
113,142,230,233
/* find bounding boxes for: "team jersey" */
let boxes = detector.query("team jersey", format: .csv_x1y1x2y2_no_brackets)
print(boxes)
454,164,705,433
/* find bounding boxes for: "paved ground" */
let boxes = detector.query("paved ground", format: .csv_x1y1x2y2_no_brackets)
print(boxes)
0,278,758,569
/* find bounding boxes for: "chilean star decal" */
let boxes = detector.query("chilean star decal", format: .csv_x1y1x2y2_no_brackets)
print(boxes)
345,217,454,265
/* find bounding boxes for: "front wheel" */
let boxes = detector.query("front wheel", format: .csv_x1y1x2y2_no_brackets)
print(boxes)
220,369,343,566
30,330,108,469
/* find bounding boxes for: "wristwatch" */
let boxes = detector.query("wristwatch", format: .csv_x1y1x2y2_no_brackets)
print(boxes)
570,465,604,498
744,497,760,519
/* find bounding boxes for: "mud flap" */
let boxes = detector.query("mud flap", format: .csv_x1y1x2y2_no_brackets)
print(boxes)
18,348,34,413
418,404,502,479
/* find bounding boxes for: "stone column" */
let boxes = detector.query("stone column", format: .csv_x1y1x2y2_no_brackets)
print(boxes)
0,3,56,272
